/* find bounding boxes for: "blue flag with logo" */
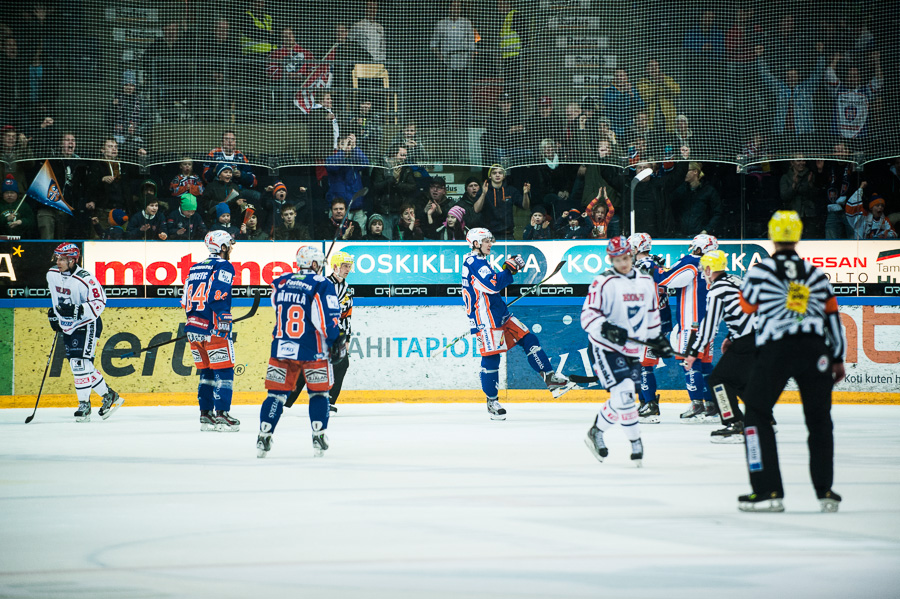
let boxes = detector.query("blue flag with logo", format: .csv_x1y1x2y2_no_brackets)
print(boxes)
27,160,73,216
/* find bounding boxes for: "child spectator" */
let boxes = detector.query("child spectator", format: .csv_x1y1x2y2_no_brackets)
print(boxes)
845,186,898,239
243,209,269,240
431,205,467,240
1,175,36,238
169,158,204,199
273,205,308,240
522,206,553,240
555,209,591,239
128,198,168,240
167,193,208,240
202,163,242,217
261,181,293,236
92,208,128,240
583,187,615,239
364,213,389,241
395,203,424,240
210,202,243,239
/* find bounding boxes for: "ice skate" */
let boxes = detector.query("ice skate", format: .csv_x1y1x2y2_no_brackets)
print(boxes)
630,438,644,468
329,404,338,414
680,400,706,423
638,398,660,424
702,401,719,423
710,421,744,444
817,489,842,513
74,401,91,423
256,433,273,458
215,410,240,432
738,491,784,512
98,389,123,420
584,425,608,463
200,410,218,431
312,431,329,457
487,399,507,421
544,371,578,399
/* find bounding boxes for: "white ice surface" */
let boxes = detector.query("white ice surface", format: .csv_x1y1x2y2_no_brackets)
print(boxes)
1,403,899,599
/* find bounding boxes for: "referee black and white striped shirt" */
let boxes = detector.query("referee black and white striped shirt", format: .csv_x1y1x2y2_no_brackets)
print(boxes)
739,250,845,360
327,274,353,337
690,273,754,354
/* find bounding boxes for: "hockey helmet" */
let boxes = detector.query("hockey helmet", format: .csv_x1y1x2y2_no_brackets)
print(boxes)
466,227,494,248
627,232,652,255
330,250,355,272
204,230,234,255
606,236,631,258
769,210,803,243
700,249,728,272
53,242,80,263
690,233,718,255
296,245,325,272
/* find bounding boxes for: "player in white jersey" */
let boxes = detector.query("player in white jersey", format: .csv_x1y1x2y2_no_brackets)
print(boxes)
581,236,675,466
46,242,123,422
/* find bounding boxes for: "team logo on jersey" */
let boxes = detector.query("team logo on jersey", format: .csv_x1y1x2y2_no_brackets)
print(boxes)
276,340,299,359
217,270,233,284
786,282,810,316
843,104,857,122
327,295,340,310
817,355,829,373
478,265,491,278
627,306,640,319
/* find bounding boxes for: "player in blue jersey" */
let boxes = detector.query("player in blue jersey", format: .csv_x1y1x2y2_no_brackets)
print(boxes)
257,245,341,458
461,228,575,420
655,233,718,422
182,230,240,432
627,232,673,423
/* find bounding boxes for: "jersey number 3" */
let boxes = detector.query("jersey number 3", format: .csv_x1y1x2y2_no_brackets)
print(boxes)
275,304,306,339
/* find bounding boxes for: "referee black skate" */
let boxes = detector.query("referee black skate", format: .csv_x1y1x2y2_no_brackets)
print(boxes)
736,211,846,513
683,249,756,443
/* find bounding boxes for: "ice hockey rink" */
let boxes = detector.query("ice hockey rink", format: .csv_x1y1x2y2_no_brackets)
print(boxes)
1,402,898,599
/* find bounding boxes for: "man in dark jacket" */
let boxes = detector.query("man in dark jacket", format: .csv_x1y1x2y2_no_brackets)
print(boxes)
476,165,529,239
371,145,418,239
317,198,360,240
452,176,485,229
672,161,723,236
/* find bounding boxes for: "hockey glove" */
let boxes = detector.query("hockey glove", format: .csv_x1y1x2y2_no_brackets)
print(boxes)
213,315,233,338
503,255,526,274
649,336,676,358
47,307,62,332
330,334,347,363
55,303,83,319
600,321,628,346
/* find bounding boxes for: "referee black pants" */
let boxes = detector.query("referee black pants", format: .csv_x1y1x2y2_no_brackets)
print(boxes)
742,334,836,497
706,334,755,425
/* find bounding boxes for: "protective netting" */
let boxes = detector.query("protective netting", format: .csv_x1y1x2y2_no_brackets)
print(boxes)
0,0,898,242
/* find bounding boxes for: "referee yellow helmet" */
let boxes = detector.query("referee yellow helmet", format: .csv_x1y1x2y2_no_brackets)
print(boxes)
330,250,355,272
769,210,803,243
700,249,728,272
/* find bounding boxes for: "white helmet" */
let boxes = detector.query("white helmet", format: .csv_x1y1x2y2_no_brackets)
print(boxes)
466,227,494,249
204,230,234,255
627,232,652,255
690,234,718,255
296,245,325,272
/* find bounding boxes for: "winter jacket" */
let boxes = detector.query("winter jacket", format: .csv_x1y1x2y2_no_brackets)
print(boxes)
325,147,370,209
371,163,418,216
672,181,723,236
522,224,553,240
166,208,208,240
758,56,825,135
127,209,168,240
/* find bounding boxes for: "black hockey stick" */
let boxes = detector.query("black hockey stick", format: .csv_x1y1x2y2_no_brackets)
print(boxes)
25,333,59,424
432,260,567,358
121,290,262,358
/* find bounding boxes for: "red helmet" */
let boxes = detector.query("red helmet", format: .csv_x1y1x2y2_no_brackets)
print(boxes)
606,236,631,258
53,242,80,263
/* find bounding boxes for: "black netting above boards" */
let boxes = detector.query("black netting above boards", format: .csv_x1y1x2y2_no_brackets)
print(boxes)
1,0,898,170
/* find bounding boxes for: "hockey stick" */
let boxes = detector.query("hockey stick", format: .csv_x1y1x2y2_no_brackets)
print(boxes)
432,260,567,358
25,333,59,424
121,290,262,358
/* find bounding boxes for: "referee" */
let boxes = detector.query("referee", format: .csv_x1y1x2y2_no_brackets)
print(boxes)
683,250,756,443
736,211,846,513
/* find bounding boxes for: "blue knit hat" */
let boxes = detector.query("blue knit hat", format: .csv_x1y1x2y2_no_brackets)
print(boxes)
216,163,234,177
2,175,17,194
215,203,231,219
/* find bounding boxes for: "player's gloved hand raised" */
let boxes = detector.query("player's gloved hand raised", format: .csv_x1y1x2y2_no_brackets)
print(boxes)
600,321,628,345
55,303,82,319
650,336,676,358
213,316,232,338
503,255,526,274
47,307,62,332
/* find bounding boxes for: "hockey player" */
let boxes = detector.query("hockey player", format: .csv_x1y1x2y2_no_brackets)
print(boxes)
182,230,240,432
327,250,354,413
683,250,756,443
257,246,341,458
656,233,718,422
581,236,675,466
47,242,123,422
627,232,672,423
461,227,575,420
736,211,846,513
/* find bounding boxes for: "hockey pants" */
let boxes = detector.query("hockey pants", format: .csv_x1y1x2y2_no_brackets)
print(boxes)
742,334,836,497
